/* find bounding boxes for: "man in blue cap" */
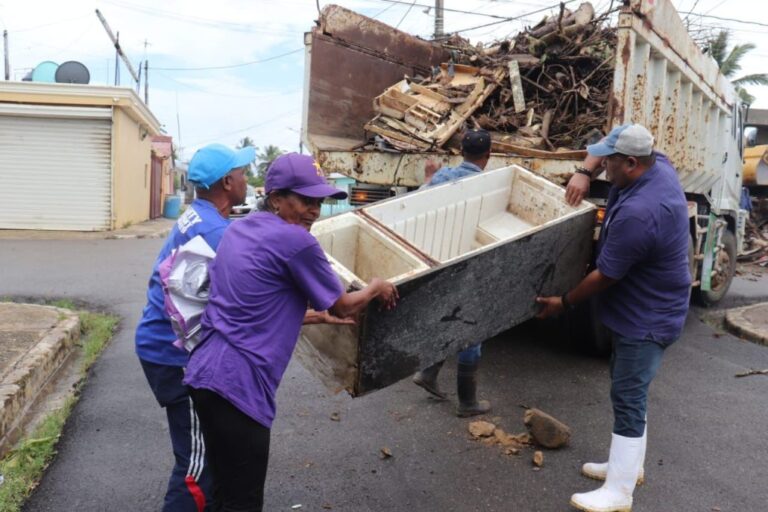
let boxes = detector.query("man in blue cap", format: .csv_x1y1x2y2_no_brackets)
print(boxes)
537,124,691,512
412,129,493,417
135,143,254,512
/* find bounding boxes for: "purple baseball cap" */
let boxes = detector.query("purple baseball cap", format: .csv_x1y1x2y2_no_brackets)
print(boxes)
265,153,348,199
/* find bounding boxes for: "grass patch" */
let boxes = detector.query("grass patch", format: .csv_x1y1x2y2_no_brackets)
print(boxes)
0,304,118,512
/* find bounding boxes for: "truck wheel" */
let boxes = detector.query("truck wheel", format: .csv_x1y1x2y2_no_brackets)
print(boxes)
564,297,612,356
693,229,737,307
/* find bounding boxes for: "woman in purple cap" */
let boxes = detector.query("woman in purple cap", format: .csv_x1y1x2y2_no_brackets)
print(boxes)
183,153,398,511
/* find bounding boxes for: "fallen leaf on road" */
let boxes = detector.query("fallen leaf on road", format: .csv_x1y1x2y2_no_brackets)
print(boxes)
533,450,544,467
380,447,393,459
330,412,341,421
468,420,496,438
505,447,520,456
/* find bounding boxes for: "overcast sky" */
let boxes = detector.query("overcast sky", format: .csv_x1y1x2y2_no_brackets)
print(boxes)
1,0,766,160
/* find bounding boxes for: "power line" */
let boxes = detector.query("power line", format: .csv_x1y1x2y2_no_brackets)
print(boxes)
452,0,579,34
152,48,303,72
183,109,301,149
154,70,302,99
377,0,519,20
395,1,419,29
102,0,300,35
9,14,92,33
679,12,768,29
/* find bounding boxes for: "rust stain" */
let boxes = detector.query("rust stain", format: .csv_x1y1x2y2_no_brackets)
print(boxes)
621,38,632,66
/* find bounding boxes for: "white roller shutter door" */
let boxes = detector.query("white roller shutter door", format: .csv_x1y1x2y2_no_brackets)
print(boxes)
0,104,112,231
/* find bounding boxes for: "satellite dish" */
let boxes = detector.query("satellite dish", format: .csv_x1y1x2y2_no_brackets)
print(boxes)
55,61,91,84
31,61,59,82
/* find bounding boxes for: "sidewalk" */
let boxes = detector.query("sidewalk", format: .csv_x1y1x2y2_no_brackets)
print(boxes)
0,303,80,455
0,218,174,241
724,301,768,346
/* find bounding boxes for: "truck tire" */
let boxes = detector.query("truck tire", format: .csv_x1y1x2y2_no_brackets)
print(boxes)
564,297,612,356
693,229,737,307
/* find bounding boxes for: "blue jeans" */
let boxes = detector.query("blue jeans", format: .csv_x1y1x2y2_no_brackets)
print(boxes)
609,334,672,437
458,343,482,365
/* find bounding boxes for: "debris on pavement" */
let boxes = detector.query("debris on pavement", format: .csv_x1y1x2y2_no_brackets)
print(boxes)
330,411,341,422
533,450,544,467
468,420,497,438
523,408,572,448
735,368,768,378
362,2,617,154
468,420,533,458
379,446,393,459
739,199,768,267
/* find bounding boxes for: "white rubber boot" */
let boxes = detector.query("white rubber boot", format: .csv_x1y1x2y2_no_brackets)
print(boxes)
582,426,646,485
570,433,643,512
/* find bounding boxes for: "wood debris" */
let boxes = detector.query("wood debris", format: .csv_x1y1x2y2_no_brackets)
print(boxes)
738,198,768,267
533,450,544,467
735,368,768,378
363,2,616,154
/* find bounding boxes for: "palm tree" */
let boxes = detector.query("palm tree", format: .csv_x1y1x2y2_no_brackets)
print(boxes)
236,136,258,181
706,30,768,105
255,145,286,179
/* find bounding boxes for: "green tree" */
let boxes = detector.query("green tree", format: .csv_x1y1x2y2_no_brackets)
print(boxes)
237,137,257,182
706,30,768,105
253,145,286,187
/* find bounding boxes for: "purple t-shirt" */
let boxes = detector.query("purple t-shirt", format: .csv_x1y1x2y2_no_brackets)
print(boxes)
596,153,691,342
183,212,343,428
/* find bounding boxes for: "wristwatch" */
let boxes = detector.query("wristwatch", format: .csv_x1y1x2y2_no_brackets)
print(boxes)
574,166,593,178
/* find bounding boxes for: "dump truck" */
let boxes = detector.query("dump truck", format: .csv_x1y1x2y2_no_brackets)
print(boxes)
301,0,748,357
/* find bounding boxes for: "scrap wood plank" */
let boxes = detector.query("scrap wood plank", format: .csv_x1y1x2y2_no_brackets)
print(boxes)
364,116,432,150
435,71,504,147
508,60,526,113
491,140,587,159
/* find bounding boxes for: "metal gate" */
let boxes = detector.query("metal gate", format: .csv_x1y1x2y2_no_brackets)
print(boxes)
0,104,112,231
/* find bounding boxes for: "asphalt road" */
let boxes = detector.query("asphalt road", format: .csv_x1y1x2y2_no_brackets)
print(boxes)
1,238,767,512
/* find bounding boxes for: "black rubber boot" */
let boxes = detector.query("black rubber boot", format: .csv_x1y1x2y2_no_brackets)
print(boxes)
412,361,447,400
456,362,491,417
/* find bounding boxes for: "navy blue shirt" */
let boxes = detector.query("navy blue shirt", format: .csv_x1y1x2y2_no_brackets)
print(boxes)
135,199,230,367
596,153,691,342
428,160,483,187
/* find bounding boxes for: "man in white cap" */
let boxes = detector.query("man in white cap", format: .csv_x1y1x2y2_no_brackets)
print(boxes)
537,124,691,512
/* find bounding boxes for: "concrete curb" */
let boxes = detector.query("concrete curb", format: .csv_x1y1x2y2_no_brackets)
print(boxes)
104,227,172,240
0,306,80,452
724,302,768,346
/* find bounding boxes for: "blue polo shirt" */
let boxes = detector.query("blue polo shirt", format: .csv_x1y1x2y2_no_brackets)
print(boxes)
429,160,482,186
135,199,231,367
596,153,691,342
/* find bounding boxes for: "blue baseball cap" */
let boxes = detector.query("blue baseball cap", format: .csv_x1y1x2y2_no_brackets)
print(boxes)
587,124,654,157
265,153,347,199
188,143,256,189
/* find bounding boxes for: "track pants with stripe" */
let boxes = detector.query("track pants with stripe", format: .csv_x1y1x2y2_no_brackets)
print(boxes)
141,358,212,512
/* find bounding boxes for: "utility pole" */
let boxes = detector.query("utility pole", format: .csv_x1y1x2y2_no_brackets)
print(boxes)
3,30,9,81
144,61,149,105
434,0,444,39
95,9,140,86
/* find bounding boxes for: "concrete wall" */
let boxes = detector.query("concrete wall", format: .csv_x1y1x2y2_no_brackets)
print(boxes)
112,107,152,229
